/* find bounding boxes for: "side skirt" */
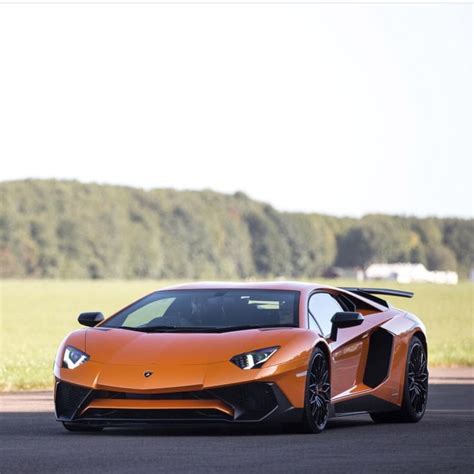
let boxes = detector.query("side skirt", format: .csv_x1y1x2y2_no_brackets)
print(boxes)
332,395,399,417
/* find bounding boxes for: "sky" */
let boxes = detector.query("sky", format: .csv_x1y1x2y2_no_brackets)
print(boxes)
0,3,472,218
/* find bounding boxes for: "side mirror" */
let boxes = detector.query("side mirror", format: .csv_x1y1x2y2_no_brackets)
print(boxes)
330,311,364,341
78,312,104,327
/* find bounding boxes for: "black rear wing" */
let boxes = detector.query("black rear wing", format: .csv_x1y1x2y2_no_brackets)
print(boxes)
339,287,414,308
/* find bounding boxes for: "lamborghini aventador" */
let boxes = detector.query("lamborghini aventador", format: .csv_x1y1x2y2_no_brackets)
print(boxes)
54,282,428,433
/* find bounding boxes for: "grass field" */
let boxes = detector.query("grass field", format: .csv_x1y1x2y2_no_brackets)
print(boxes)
1,279,472,391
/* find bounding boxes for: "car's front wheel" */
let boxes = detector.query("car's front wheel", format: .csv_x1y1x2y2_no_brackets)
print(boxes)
302,347,331,433
62,422,104,432
370,335,428,423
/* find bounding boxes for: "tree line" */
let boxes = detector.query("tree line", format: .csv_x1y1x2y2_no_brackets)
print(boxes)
0,180,472,279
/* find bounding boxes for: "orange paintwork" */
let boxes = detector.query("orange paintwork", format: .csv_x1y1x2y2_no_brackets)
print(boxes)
54,328,312,408
54,281,427,420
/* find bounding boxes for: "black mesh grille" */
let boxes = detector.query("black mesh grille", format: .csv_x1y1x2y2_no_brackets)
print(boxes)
55,381,91,418
91,390,215,401
89,382,277,417
210,383,277,418
57,381,278,422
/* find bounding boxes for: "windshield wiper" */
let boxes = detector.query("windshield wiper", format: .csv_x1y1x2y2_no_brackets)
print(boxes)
114,324,296,333
147,326,223,333
117,325,222,333
218,324,297,332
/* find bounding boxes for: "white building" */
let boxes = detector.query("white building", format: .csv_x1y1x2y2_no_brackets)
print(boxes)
364,263,458,285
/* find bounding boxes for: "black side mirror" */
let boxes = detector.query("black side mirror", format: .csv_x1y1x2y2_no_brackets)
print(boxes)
330,311,364,341
78,312,104,327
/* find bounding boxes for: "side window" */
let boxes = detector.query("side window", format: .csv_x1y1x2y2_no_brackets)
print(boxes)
309,293,344,337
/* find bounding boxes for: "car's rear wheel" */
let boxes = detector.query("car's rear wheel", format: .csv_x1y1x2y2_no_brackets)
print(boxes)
302,347,330,433
370,335,428,424
62,422,104,432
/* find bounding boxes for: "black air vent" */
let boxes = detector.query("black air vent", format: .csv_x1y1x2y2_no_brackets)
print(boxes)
363,328,393,388
55,381,91,418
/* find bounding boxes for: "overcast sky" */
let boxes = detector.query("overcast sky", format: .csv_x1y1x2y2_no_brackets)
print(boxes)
0,3,472,217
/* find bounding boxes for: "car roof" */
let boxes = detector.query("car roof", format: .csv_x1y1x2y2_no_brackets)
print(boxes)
158,281,326,292
155,281,387,312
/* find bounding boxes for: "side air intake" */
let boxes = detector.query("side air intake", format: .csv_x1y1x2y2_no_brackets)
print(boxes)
363,328,393,388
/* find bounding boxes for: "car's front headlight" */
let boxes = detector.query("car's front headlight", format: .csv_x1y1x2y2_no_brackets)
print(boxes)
62,346,90,369
230,346,279,370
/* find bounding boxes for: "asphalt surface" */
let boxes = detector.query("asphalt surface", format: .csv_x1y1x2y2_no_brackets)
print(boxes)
1,384,473,474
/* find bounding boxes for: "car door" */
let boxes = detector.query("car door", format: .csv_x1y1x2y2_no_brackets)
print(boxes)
308,291,371,399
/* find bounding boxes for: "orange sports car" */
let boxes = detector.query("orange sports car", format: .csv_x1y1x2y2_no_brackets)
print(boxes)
54,282,428,433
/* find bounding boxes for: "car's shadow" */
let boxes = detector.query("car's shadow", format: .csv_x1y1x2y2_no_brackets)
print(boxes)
57,415,374,437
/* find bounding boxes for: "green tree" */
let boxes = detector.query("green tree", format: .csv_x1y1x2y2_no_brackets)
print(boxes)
0,180,471,279
425,244,457,271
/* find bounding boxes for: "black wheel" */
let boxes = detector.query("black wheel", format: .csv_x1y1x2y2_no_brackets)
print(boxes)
62,422,104,432
370,335,428,424
302,347,331,433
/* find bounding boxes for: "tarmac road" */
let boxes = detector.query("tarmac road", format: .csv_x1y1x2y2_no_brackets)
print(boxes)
1,384,473,474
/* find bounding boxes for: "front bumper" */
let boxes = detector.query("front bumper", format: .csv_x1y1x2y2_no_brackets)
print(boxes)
55,379,302,426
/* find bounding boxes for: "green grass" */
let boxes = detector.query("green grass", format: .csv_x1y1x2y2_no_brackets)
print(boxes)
1,279,472,391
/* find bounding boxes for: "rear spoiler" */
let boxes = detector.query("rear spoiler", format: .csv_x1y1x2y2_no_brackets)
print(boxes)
339,287,414,308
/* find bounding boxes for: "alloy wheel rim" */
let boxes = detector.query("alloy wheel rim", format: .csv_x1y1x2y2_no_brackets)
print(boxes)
407,342,428,415
308,353,330,428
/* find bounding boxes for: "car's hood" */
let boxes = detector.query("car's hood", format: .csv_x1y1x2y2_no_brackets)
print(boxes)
85,327,300,366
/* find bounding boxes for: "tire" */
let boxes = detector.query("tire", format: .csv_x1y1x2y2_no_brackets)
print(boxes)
62,422,104,432
301,347,331,433
370,335,428,424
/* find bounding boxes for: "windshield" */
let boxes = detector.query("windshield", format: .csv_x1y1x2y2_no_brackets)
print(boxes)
102,289,299,332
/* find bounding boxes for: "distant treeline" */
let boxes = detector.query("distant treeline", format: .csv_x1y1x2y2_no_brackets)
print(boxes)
1,180,472,279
